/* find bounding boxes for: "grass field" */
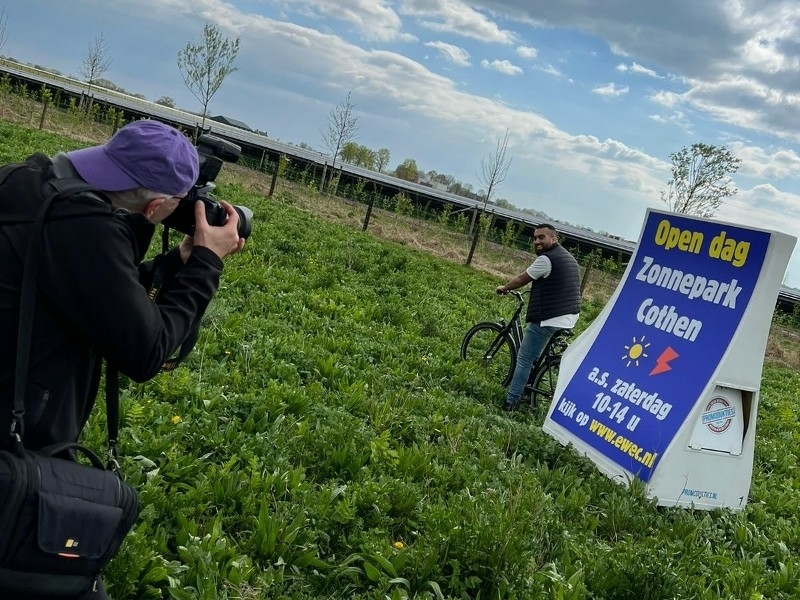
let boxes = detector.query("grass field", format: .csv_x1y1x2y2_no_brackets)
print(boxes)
2,108,800,600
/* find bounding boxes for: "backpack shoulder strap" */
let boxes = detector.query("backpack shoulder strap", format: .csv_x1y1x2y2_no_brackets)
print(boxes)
8,161,104,447
42,177,100,204
0,155,104,224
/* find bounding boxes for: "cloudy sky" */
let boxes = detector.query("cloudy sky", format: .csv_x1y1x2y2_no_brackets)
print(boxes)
5,0,800,285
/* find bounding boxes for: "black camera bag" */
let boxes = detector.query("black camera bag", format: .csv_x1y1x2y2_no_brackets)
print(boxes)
0,166,141,596
0,442,140,595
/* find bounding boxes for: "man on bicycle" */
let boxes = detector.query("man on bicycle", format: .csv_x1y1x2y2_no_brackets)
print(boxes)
495,224,580,411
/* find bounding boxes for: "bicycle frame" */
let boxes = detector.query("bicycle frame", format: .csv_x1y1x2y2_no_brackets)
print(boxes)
501,290,526,350
460,290,572,403
525,329,573,407
506,290,567,373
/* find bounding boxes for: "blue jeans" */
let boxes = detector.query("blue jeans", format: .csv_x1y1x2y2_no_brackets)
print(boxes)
506,323,558,404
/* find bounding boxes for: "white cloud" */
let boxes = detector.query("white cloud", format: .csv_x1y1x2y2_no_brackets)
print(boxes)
717,183,800,288
424,41,471,65
270,0,415,42
399,0,516,44
592,83,630,97
682,76,800,143
729,142,800,180
616,61,662,78
648,90,682,108
648,110,692,129
718,183,800,241
474,0,800,141
480,58,523,75
516,45,538,59
537,64,566,78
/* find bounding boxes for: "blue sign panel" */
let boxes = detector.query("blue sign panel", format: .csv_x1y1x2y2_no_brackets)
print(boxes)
548,210,770,482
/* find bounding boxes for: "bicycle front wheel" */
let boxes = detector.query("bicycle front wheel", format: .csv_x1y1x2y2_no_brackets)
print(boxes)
460,322,517,387
527,356,562,415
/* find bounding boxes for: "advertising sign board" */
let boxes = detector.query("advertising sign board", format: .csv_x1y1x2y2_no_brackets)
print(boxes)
545,210,770,482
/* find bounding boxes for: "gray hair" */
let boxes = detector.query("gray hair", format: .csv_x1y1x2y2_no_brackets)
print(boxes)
104,187,171,212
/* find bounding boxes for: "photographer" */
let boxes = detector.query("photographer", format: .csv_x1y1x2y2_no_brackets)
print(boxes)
0,119,244,599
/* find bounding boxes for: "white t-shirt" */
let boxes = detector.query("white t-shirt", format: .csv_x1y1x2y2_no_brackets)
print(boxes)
525,255,579,329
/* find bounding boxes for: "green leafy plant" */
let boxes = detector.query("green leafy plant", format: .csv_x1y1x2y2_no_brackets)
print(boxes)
2,120,800,599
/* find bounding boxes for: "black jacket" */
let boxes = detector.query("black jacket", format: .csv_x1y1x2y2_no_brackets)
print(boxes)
525,243,581,324
0,154,223,451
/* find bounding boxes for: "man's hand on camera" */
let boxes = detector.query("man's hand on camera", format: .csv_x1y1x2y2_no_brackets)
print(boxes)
193,200,246,259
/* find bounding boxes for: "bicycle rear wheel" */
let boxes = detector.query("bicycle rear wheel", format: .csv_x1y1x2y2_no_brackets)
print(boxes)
526,356,562,416
460,322,517,387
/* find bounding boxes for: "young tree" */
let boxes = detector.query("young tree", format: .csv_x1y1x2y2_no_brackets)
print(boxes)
339,141,360,165
178,23,240,131
376,148,391,173
661,142,741,218
435,173,455,188
321,91,358,188
340,142,376,169
477,128,512,210
394,158,419,182
78,33,112,109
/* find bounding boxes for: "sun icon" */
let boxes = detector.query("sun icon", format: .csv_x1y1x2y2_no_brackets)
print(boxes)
622,336,650,367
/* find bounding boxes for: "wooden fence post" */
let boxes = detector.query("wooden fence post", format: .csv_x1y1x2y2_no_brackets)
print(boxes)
580,252,596,297
468,205,478,236
268,164,279,197
319,163,328,193
38,99,48,130
465,210,482,265
363,196,375,231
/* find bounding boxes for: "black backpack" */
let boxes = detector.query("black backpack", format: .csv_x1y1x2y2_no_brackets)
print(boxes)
0,155,141,597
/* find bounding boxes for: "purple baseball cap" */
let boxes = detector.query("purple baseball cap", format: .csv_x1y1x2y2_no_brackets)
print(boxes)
67,120,199,196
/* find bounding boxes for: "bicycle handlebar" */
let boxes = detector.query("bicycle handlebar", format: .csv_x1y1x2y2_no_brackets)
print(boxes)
503,289,528,307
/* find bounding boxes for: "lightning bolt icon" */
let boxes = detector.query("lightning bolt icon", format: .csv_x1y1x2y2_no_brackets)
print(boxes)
650,347,679,375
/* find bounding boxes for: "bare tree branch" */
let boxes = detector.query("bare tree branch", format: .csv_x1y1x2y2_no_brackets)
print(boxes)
320,91,358,189
78,33,112,100
178,23,240,131
477,128,512,211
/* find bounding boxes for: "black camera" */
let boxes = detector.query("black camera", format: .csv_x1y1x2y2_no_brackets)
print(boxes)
162,134,253,239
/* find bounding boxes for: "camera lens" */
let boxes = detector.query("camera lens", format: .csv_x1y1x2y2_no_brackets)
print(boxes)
234,206,253,239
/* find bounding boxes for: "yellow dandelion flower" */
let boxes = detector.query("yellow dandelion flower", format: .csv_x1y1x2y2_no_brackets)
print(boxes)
171,415,182,425
393,541,404,549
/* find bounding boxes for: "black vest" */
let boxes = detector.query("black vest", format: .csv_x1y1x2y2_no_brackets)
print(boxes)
525,244,581,324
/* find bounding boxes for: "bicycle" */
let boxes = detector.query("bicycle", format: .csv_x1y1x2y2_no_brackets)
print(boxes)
460,290,573,410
